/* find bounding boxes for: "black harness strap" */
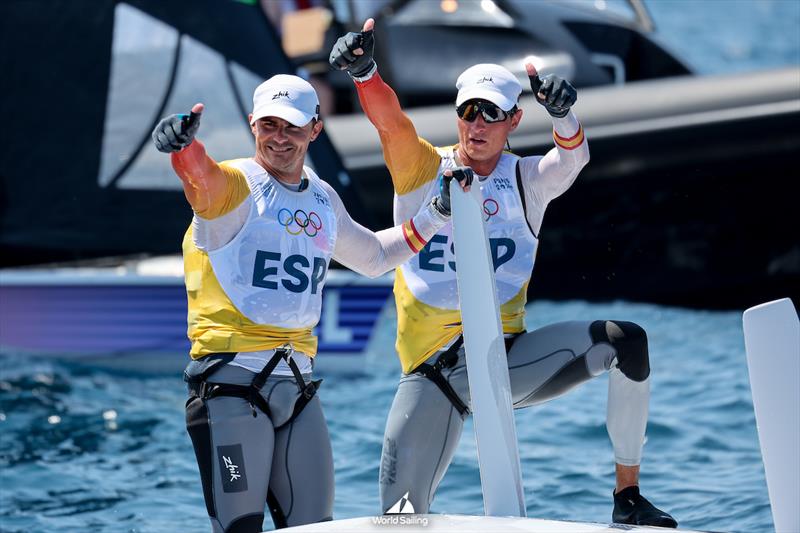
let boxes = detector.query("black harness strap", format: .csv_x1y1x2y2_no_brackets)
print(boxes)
188,346,322,429
515,160,538,239
184,352,236,384
288,377,323,424
194,381,272,419
251,348,289,390
414,337,470,417
414,332,525,417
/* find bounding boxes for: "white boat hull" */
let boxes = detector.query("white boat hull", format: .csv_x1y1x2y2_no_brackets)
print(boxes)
281,514,704,532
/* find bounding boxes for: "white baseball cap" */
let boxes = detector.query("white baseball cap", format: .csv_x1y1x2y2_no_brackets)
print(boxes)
250,74,320,126
455,64,522,112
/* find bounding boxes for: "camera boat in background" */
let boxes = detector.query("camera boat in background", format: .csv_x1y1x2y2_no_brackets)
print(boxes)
1,0,797,362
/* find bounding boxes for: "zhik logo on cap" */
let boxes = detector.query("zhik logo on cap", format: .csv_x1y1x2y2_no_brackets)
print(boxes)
456,64,521,111
251,74,319,126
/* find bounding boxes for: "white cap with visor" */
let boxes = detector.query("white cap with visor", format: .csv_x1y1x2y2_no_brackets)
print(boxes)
250,74,320,127
455,63,522,112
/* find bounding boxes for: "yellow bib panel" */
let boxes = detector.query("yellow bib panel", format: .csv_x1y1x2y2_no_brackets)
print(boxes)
182,159,338,360
394,267,528,374
183,228,318,359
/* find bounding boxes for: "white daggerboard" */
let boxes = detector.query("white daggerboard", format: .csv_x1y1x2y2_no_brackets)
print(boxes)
743,297,799,533
449,179,526,517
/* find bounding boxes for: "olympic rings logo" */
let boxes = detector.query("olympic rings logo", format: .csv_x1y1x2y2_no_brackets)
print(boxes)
483,198,499,221
278,208,323,237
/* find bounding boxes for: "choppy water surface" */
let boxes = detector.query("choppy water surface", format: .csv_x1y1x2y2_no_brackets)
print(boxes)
2,1,798,531
0,301,775,532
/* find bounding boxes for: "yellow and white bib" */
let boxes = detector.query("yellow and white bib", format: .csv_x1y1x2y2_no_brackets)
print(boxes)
184,159,337,359
394,150,537,372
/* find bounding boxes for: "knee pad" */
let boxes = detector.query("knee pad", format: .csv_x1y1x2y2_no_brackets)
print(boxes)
590,320,650,382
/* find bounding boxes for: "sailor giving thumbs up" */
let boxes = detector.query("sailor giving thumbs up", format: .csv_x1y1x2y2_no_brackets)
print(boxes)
152,103,204,153
526,63,577,118
329,18,376,78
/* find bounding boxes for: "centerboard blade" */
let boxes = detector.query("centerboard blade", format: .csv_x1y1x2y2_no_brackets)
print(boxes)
449,179,526,517
743,297,800,533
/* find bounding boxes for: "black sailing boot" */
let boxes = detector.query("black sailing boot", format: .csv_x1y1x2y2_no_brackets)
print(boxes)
612,485,678,528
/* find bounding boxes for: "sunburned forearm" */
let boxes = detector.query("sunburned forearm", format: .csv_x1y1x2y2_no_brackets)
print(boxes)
354,71,409,135
171,140,228,215
355,72,441,194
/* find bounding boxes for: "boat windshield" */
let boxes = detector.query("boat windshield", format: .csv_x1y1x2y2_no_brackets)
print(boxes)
331,0,514,28
330,0,654,32
560,0,654,31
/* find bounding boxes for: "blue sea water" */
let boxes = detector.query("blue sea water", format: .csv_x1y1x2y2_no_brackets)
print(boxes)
2,1,799,532
645,0,800,75
0,301,780,533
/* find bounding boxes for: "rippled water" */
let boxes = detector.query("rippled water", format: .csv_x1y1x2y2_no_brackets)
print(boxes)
646,0,800,75
2,1,798,531
0,301,775,532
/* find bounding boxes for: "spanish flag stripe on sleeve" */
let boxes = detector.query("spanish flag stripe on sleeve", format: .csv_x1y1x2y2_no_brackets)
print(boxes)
402,221,426,253
409,219,424,243
402,225,416,251
553,124,585,150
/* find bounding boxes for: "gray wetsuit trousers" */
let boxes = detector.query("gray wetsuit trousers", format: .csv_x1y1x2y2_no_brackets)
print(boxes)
379,320,651,514
185,364,334,532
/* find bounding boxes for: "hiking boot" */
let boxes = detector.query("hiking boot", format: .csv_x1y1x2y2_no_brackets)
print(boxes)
612,485,677,528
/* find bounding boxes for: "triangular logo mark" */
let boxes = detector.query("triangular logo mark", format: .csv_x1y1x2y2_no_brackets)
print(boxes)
386,491,415,514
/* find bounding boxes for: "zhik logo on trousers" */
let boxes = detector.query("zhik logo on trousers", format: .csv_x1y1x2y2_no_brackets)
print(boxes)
217,444,248,492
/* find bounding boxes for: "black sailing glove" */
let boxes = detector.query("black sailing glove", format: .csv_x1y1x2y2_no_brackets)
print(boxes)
152,109,202,153
529,73,577,118
432,166,475,216
329,29,375,78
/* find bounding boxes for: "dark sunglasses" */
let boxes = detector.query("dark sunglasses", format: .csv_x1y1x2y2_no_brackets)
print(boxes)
456,100,517,123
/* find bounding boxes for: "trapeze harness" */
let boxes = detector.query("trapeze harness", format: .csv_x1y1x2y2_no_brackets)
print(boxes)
185,345,321,528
